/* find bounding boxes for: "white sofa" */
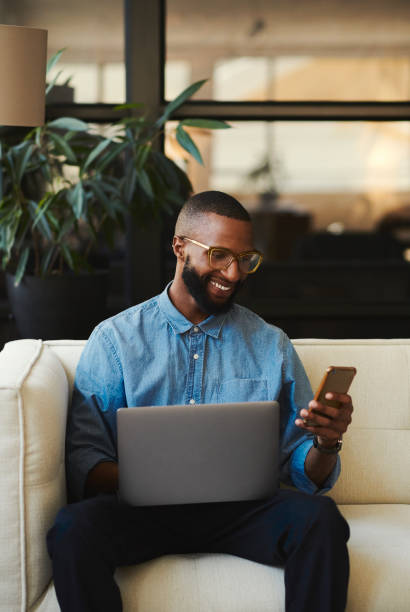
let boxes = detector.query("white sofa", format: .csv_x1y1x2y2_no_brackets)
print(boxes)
1,338,410,612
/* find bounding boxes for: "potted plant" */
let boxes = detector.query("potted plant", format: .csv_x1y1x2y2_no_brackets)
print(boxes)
0,68,229,338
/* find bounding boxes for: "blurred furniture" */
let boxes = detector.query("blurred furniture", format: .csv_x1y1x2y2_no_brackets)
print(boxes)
238,259,410,338
291,231,404,261
251,208,312,261
1,337,409,611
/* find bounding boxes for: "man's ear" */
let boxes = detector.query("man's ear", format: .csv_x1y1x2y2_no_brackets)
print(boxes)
172,236,185,261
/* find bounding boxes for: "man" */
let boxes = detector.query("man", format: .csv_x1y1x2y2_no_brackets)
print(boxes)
47,190,352,612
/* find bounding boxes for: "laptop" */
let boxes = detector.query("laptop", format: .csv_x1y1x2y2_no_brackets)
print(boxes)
117,400,279,506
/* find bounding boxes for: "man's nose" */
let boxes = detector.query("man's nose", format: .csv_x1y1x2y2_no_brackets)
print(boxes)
221,258,241,282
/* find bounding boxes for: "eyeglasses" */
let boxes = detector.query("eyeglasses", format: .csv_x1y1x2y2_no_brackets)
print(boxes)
177,236,263,274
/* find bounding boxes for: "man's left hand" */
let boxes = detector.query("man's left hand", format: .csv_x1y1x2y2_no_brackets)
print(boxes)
295,393,353,446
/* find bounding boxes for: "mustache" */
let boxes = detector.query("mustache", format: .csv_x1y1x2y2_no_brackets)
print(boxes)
182,258,246,316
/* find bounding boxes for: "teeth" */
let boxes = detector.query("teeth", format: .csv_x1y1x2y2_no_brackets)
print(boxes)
210,280,230,291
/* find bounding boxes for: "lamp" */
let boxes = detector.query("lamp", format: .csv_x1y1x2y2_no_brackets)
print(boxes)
0,24,47,127
0,23,47,197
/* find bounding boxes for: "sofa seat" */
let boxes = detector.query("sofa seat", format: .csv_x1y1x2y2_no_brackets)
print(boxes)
32,504,410,612
341,504,410,612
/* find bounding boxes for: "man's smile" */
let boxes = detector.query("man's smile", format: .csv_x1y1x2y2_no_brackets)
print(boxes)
209,279,232,291
208,277,235,297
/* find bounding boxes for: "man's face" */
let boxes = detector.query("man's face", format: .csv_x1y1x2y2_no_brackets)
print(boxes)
180,213,254,315
182,255,244,315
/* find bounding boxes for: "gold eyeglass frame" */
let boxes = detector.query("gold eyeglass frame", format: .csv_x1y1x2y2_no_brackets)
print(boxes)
177,236,263,274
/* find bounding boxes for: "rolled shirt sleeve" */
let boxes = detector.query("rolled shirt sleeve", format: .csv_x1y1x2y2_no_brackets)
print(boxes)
278,333,341,495
66,326,126,501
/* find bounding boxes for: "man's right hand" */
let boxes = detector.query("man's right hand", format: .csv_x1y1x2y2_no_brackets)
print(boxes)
85,461,119,497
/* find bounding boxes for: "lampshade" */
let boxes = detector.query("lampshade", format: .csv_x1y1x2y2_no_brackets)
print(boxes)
0,24,47,127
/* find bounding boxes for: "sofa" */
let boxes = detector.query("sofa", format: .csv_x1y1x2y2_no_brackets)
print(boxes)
1,337,409,611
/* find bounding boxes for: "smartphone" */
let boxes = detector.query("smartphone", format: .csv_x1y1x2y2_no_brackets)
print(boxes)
305,366,357,422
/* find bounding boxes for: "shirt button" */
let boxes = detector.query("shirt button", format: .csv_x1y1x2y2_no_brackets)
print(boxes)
189,399,195,405
193,353,199,360
193,326,199,332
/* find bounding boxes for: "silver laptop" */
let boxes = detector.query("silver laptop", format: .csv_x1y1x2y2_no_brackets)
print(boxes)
117,401,279,506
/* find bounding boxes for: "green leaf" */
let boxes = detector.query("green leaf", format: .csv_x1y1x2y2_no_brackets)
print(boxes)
13,246,30,286
87,180,122,218
35,126,42,147
60,243,74,270
82,139,111,173
46,69,63,95
117,117,146,132
67,182,85,219
57,216,75,241
15,143,35,185
48,131,77,163
32,194,55,231
47,117,89,132
40,245,57,276
48,210,61,231
3,209,22,259
122,166,137,206
95,141,128,173
135,144,151,171
114,103,145,112
138,169,154,199
180,118,231,130
28,200,52,241
38,153,52,183
155,79,207,128
14,214,31,251
176,125,203,165
149,151,192,199
46,48,66,74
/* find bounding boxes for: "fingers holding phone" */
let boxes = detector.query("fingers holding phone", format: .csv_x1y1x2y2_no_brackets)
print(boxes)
295,366,356,441
301,393,353,438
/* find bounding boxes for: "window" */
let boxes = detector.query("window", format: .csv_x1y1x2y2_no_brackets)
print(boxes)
1,0,125,104
1,0,409,337
165,0,410,337
166,0,410,102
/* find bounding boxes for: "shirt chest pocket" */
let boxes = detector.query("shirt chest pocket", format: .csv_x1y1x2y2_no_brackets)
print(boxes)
216,378,268,403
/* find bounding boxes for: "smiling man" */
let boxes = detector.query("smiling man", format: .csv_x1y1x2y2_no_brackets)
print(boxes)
171,198,260,319
47,191,352,612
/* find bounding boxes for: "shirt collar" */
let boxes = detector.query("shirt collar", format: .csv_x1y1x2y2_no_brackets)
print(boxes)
157,282,228,339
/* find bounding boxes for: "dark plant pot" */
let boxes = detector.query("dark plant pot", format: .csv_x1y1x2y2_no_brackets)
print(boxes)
6,271,109,340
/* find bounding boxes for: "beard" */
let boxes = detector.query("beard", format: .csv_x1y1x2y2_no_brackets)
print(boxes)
182,256,244,316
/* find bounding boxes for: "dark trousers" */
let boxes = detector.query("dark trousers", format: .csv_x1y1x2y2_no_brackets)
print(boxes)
47,489,350,612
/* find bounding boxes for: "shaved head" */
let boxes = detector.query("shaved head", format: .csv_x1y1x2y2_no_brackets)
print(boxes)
175,190,250,237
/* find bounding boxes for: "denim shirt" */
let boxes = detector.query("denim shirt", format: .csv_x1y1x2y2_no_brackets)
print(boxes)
66,284,340,501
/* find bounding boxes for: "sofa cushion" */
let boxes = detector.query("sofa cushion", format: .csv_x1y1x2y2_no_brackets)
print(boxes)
294,339,410,504
0,340,68,610
340,504,410,612
116,554,285,612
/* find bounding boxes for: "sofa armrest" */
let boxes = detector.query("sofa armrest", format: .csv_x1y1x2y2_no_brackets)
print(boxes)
0,340,69,611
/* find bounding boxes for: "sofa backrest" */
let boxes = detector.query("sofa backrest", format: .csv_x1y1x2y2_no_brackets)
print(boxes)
293,339,410,504
43,337,410,505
